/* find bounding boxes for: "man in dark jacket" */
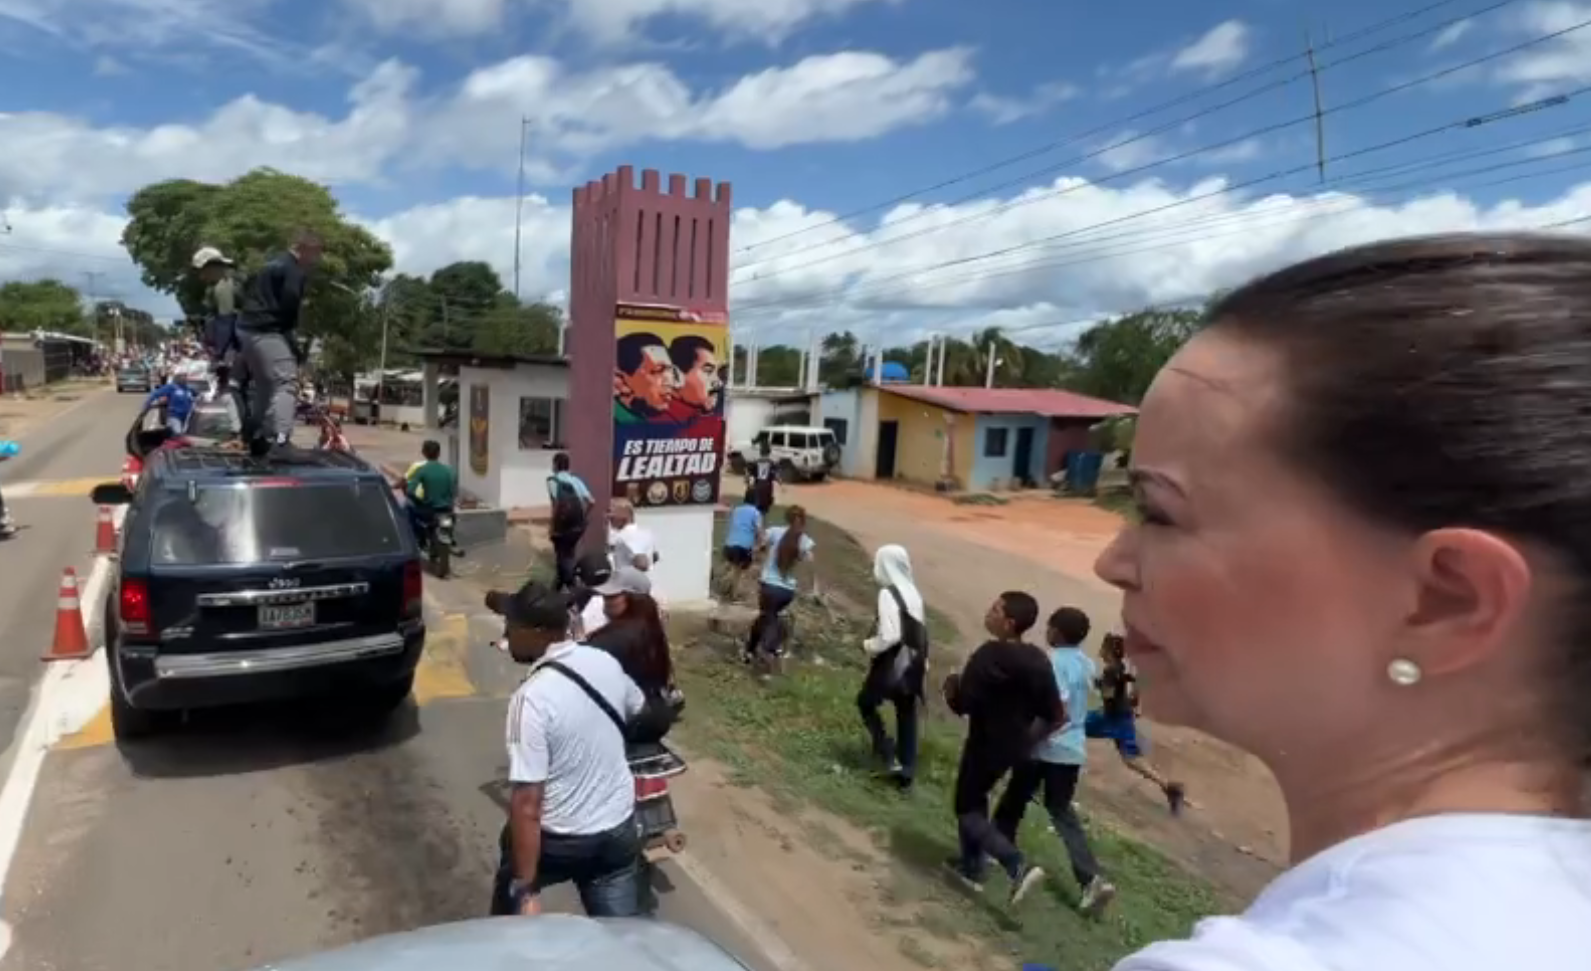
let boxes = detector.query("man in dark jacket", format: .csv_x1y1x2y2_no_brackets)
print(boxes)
237,230,322,455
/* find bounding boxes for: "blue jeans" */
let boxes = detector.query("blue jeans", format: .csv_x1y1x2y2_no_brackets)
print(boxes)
490,817,645,917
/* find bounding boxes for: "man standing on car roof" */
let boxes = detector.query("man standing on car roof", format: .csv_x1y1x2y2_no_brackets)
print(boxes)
237,229,322,457
486,581,648,918
192,246,239,397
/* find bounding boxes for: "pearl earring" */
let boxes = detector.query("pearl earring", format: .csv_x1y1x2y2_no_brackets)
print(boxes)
1387,658,1422,687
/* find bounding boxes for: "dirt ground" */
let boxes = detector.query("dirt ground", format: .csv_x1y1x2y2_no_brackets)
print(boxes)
784,479,1288,890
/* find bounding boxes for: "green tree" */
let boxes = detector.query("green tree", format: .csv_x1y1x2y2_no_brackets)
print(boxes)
120,167,394,349
0,280,88,336
1064,307,1205,404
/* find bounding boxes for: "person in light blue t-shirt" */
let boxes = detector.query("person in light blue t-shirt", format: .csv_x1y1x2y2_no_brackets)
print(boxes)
719,494,763,601
992,606,1116,917
743,505,814,674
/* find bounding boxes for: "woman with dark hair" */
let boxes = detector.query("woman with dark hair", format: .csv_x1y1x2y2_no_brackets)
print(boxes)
585,568,679,743
1101,233,1591,969
744,505,814,676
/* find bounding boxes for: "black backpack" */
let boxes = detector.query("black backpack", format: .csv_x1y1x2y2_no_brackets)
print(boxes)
549,476,587,538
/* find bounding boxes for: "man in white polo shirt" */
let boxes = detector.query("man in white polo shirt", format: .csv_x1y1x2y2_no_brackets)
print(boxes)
485,581,646,918
607,499,657,573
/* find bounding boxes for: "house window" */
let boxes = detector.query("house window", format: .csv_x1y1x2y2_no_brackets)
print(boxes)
519,397,560,449
824,417,849,445
984,427,1009,457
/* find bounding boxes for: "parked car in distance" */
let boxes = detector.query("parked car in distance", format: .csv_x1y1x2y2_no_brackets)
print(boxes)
115,367,152,394
726,425,842,483
91,445,426,741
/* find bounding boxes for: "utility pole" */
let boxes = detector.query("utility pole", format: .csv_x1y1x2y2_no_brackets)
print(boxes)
984,345,1000,388
513,116,530,301
1305,27,1327,182
377,299,391,412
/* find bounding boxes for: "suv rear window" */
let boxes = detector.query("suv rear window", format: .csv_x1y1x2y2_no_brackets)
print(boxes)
148,481,405,565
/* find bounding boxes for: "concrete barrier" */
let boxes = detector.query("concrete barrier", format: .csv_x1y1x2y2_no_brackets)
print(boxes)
454,506,508,550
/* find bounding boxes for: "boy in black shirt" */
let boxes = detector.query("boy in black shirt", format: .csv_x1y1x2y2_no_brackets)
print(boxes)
941,591,1064,904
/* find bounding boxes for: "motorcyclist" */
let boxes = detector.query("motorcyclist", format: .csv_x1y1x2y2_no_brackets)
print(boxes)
404,439,456,547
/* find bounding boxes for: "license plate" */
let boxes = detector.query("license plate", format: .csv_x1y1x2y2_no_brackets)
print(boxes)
258,602,315,630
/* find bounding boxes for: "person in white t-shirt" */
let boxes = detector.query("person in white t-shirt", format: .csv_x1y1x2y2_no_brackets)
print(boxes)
1095,234,1591,971
606,499,657,574
484,581,647,918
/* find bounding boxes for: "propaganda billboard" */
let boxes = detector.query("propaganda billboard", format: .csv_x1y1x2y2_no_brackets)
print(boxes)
611,303,727,508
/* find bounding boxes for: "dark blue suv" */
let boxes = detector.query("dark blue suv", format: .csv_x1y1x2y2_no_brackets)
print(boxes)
92,446,426,741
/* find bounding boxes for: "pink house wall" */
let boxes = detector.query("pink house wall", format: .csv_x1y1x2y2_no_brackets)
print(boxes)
567,165,733,553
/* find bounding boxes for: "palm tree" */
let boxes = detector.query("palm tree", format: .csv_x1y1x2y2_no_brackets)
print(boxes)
969,326,1023,387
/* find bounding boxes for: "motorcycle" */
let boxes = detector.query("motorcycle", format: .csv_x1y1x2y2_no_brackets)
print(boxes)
424,510,458,578
629,740,688,860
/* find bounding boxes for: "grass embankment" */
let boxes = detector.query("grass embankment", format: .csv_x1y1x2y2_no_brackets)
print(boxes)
667,508,1224,970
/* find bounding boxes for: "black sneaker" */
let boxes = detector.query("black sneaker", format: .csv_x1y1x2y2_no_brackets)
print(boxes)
1166,783,1187,816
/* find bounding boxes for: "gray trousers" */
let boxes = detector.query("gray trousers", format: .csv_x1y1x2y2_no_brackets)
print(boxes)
238,329,299,442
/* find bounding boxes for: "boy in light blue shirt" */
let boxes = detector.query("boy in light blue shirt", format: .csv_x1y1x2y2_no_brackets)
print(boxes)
720,494,763,601
991,606,1117,917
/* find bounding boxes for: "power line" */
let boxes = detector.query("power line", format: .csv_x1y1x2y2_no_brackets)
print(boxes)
729,85,1589,327
731,13,1589,290
732,0,1494,260
737,129,1591,321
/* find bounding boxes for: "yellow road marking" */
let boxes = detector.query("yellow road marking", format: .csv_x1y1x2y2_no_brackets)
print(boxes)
413,611,475,704
57,704,113,750
7,477,116,499
55,609,477,750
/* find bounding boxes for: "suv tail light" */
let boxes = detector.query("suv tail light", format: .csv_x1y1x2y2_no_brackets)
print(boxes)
402,560,423,617
120,578,151,635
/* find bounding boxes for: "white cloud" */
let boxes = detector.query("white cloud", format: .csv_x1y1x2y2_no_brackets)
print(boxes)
971,81,1080,125
334,0,901,44
1094,132,1167,173
1498,1,1591,99
1430,18,1472,51
0,61,417,204
0,0,297,66
0,48,973,205
1169,20,1251,78
12,170,1591,342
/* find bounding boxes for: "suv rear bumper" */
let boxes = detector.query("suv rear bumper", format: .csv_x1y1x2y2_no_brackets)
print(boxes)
116,626,425,711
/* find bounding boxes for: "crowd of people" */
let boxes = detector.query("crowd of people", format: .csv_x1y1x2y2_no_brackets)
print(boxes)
178,231,1591,965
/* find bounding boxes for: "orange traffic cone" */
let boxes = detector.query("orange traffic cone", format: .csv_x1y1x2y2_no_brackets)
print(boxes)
94,505,116,555
44,568,91,662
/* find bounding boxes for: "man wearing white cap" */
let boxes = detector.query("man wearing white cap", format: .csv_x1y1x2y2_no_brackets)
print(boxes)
192,247,239,400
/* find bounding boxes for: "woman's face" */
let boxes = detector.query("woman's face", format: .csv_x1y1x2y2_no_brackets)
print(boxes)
603,592,629,619
1094,331,1417,761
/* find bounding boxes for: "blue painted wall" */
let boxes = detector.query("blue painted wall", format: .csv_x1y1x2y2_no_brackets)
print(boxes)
970,414,1049,490
818,389,864,477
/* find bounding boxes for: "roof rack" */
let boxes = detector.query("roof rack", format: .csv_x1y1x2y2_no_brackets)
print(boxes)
154,446,376,478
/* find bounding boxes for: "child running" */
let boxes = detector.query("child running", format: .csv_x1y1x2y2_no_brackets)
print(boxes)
1088,633,1186,814
992,607,1116,916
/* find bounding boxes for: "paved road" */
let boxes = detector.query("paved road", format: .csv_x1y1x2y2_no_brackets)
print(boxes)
0,398,775,971
0,388,135,755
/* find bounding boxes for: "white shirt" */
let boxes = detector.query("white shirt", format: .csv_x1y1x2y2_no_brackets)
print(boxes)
1115,813,1591,971
608,523,656,572
863,588,903,657
505,641,646,836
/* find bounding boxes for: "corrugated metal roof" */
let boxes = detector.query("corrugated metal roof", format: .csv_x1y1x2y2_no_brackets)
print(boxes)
881,384,1136,419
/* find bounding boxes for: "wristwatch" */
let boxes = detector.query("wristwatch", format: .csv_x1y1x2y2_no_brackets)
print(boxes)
508,879,537,906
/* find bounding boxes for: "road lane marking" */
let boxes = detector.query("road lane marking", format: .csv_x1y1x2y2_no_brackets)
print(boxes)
2,477,116,499
413,609,475,705
57,600,478,749
0,505,123,961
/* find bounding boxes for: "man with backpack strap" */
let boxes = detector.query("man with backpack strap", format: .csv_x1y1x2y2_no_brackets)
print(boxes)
546,452,592,592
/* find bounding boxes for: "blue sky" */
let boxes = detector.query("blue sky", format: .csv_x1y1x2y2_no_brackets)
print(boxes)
3,0,1591,347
